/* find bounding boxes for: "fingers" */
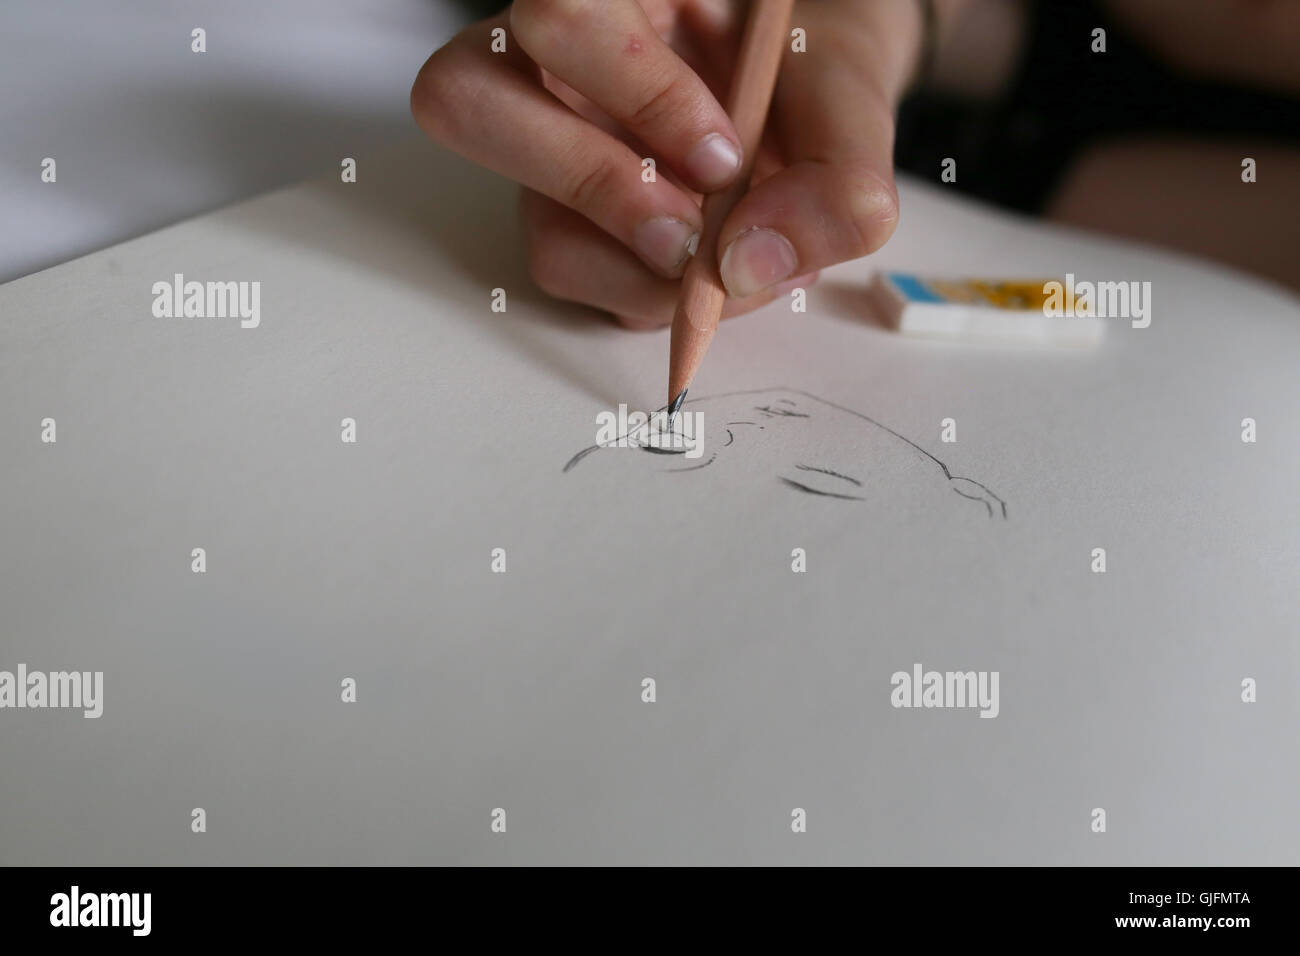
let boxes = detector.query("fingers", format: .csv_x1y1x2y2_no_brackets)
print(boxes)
411,14,703,277
716,29,902,298
520,189,816,328
510,0,744,192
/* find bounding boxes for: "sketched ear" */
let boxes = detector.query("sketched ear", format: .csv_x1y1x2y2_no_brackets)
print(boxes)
948,476,1007,519
777,464,865,500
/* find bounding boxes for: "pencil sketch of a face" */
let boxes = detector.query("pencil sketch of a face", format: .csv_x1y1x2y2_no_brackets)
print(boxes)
563,388,1006,519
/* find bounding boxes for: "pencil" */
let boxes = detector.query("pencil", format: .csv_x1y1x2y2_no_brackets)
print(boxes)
667,0,795,420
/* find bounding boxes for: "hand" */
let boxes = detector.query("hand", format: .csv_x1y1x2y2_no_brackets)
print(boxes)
411,0,922,328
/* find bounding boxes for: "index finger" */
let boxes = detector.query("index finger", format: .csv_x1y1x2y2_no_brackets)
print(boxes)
510,0,745,192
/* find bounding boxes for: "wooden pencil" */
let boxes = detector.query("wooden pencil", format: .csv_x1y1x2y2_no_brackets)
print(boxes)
667,0,795,416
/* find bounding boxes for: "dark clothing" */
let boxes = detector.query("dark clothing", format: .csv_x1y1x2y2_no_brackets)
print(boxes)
895,0,1299,212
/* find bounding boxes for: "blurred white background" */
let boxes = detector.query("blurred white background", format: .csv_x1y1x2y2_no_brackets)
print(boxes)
0,1,478,283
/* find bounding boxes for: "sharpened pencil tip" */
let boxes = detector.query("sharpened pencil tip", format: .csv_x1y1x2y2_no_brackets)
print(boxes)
667,389,688,428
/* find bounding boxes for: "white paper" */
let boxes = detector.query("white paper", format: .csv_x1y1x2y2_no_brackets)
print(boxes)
2,141,1297,864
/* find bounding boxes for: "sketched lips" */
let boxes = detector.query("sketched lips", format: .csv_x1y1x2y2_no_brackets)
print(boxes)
780,464,866,500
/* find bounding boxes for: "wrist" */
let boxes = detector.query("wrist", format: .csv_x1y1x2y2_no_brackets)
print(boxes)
848,0,929,106
911,0,940,92
858,0,976,103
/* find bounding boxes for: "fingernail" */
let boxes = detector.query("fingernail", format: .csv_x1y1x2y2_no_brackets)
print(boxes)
634,217,700,275
684,133,742,190
720,228,798,298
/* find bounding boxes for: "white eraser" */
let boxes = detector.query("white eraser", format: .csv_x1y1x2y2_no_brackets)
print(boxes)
869,271,1107,347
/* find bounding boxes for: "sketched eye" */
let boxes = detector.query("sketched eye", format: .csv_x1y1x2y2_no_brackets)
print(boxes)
632,421,689,454
666,453,716,472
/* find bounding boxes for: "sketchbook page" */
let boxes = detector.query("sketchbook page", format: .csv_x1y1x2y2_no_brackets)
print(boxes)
1,140,1298,865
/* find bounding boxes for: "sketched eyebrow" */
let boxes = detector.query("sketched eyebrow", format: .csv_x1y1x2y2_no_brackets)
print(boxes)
794,464,862,486
755,405,810,418
727,421,758,426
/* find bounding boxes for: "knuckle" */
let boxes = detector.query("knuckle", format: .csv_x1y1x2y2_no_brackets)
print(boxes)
511,0,594,49
838,162,900,258
626,73,686,132
409,44,479,142
563,157,620,213
524,234,569,299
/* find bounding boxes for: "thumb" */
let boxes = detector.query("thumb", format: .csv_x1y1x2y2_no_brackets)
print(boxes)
716,44,902,298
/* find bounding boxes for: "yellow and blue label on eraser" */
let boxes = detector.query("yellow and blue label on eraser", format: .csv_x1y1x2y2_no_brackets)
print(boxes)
869,271,1105,347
